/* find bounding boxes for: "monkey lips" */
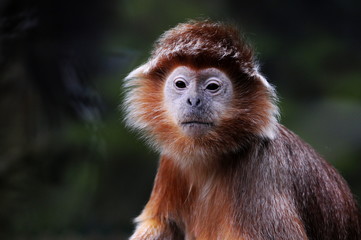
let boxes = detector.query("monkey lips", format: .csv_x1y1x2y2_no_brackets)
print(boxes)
180,120,214,137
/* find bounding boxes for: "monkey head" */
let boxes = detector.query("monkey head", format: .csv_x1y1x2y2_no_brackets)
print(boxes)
124,20,279,167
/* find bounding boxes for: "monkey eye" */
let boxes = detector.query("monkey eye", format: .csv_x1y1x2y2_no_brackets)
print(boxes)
206,82,221,92
174,79,187,89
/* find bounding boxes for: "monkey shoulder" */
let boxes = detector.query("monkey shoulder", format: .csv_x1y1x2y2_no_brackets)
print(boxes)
269,124,350,192
267,124,361,239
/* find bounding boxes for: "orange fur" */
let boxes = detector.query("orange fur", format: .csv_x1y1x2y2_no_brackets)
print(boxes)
138,156,247,239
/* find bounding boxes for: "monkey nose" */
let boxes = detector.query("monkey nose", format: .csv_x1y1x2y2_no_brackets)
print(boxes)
187,97,201,107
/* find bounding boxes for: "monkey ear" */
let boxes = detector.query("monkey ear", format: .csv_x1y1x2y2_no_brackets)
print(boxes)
123,63,149,131
248,64,271,89
249,64,277,99
250,67,280,140
254,71,272,90
125,55,163,83
124,63,150,83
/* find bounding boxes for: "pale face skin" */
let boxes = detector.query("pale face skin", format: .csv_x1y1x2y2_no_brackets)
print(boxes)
164,66,234,137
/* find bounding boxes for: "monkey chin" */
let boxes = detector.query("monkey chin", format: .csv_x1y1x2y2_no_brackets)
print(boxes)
180,122,214,137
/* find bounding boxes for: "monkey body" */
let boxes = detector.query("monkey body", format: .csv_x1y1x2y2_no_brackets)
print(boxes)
130,125,359,240
124,21,361,240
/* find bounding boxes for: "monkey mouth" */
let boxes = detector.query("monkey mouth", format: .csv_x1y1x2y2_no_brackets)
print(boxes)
180,121,214,137
181,121,213,126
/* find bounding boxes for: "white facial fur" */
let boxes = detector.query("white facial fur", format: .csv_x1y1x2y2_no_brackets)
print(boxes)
164,66,233,137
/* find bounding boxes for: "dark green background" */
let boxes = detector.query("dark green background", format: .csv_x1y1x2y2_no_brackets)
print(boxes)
0,0,360,239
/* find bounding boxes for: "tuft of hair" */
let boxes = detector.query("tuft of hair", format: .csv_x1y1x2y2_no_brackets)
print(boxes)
146,20,256,77
123,20,279,164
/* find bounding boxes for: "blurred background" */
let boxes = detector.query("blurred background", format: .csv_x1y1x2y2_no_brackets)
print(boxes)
0,0,360,239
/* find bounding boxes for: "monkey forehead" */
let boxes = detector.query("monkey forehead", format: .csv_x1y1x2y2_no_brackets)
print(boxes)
167,66,231,81
166,66,195,79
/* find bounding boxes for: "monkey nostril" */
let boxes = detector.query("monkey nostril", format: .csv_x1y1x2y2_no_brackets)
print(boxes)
195,99,200,106
187,98,201,107
187,98,192,105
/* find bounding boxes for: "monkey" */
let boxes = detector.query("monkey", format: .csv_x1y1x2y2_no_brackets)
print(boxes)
123,20,361,240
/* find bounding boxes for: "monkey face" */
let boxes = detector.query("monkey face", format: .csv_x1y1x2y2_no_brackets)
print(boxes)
164,66,233,137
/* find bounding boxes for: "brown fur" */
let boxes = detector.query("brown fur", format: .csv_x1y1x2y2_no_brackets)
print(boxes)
124,20,361,240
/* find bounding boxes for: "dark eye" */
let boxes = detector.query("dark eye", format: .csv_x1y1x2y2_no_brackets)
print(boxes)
206,83,220,91
175,80,187,89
